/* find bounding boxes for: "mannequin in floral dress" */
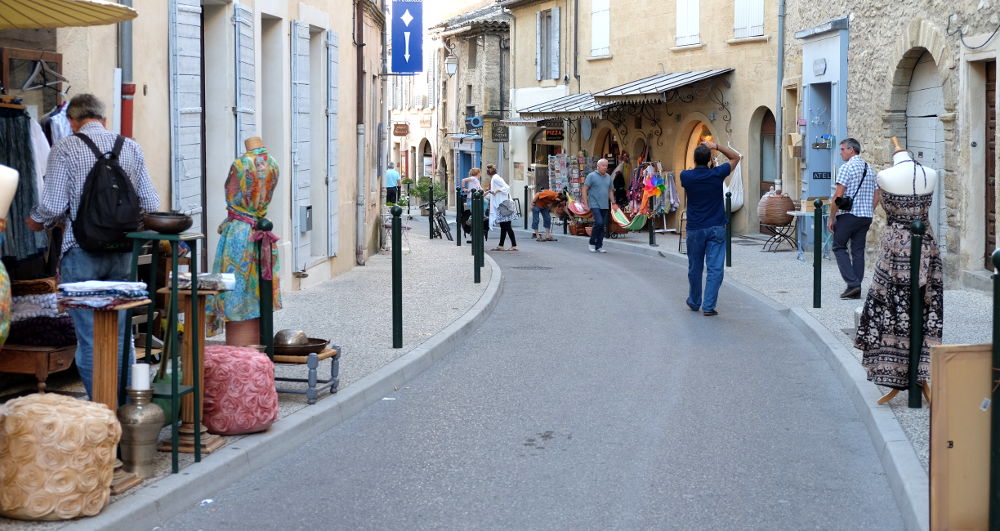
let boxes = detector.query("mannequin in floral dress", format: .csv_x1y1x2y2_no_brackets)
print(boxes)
854,137,941,405
207,137,281,345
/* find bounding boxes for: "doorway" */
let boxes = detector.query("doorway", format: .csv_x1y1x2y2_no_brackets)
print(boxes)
759,110,776,232
905,51,945,246
986,60,996,270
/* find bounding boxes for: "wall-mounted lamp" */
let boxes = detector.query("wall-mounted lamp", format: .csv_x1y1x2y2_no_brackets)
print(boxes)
444,54,458,77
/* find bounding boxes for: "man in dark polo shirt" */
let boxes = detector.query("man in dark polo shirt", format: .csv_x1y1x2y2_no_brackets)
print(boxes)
680,140,740,316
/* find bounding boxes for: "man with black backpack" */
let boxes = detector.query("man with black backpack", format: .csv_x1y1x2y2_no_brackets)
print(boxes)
27,93,159,400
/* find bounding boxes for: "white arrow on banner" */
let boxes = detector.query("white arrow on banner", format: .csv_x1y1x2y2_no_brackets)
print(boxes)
404,32,411,62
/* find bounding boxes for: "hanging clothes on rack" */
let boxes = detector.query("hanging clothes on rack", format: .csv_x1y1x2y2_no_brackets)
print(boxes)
0,104,48,263
39,102,71,145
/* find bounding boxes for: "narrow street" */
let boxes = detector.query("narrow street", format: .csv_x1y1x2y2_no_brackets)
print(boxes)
161,239,904,530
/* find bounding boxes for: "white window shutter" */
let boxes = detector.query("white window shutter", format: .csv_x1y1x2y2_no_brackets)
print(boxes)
591,0,610,56
535,11,542,81
233,2,256,157
748,0,764,37
733,0,749,39
550,6,560,79
676,0,700,46
170,0,203,234
290,20,311,270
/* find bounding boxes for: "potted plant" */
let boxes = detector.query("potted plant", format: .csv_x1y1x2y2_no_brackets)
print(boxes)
409,177,446,216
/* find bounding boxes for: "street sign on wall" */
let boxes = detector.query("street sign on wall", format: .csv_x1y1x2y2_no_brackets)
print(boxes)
491,123,509,143
393,123,410,136
391,1,422,73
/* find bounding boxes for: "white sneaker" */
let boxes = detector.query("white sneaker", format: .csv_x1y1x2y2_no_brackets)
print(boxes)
588,245,597,252
596,248,607,253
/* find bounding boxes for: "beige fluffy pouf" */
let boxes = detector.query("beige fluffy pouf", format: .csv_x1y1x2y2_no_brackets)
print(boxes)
0,393,121,521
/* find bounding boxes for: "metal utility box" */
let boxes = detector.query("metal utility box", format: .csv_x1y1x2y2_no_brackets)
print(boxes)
300,205,313,232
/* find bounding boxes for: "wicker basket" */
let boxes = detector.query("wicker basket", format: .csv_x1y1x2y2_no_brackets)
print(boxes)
757,194,795,226
570,223,589,236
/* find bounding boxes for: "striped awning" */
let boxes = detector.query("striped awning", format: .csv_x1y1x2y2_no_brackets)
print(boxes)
593,69,733,104
0,0,137,29
517,93,608,119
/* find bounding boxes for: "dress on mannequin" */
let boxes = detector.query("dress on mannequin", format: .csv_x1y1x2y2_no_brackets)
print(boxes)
0,164,19,346
206,138,281,342
854,141,943,394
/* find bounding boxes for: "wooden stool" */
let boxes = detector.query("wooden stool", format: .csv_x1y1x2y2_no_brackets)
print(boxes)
274,346,342,404
155,288,224,453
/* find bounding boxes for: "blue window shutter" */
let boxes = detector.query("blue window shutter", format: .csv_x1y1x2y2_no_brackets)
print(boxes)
327,29,340,257
169,0,203,234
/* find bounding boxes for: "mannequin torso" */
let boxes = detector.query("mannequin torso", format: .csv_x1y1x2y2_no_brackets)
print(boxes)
877,151,937,195
0,164,18,219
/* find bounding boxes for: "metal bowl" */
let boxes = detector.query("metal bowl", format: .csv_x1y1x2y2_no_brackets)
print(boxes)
274,329,308,346
273,338,329,356
143,212,193,234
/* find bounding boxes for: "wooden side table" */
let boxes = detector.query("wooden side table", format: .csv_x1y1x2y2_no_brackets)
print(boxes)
0,344,76,393
155,288,224,454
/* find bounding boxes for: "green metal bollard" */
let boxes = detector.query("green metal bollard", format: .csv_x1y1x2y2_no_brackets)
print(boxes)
256,218,275,359
391,206,403,348
406,181,411,215
473,190,483,283
813,200,823,309
428,187,435,239
907,221,927,409
456,187,463,247
725,192,732,267
989,249,1000,529
524,185,530,230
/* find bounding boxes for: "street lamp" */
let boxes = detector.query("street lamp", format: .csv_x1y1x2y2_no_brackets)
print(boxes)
444,53,458,77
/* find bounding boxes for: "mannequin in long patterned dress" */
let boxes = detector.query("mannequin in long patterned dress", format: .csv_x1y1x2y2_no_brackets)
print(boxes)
854,138,942,405
207,137,281,346
0,164,16,345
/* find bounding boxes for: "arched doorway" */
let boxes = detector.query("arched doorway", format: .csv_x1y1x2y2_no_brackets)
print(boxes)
758,110,777,232
593,127,620,163
905,50,945,246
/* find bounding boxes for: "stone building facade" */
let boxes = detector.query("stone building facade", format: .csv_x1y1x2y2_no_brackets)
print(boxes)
783,2,999,287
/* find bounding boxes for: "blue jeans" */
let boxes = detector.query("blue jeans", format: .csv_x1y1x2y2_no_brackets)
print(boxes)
531,205,551,231
60,247,135,400
589,208,611,249
685,225,727,312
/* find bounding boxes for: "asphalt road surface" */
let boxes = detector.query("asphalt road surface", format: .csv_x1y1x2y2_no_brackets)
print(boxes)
162,237,904,530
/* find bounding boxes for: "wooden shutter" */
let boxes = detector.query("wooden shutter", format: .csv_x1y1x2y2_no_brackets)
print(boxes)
233,2,256,155
549,6,560,79
327,29,340,257
734,0,764,39
676,0,700,46
591,0,610,56
291,20,311,270
169,0,203,234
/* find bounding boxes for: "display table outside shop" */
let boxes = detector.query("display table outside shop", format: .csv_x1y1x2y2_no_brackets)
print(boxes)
759,223,797,253
787,210,833,261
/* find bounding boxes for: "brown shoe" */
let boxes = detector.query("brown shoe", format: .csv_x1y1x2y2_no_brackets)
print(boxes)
703,310,719,316
840,286,862,299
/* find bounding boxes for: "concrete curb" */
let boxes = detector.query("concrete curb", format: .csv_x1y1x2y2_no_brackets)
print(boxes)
66,255,504,531
524,226,928,530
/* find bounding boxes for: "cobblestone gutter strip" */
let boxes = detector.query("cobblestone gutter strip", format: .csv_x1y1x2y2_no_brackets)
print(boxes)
64,256,504,531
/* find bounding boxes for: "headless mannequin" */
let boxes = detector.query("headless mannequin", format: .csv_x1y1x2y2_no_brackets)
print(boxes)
224,137,266,346
874,137,935,406
0,164,17,218
876,137,938,195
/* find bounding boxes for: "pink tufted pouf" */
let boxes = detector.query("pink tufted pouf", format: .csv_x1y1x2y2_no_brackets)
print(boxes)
203,346,278,435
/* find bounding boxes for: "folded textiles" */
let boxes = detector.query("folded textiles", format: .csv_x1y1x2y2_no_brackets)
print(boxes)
6,315,76,346
59,296,148,310
12,293,63,321
168,272,236,291
58,281,148,310
58,280,147,294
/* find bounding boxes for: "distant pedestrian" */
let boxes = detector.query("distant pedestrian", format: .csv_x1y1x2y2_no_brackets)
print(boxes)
829,138,878,300
581,158,621,253
680,140,740,316
531,188,566,241
384,162,401,205
486,164,518,251
460,167,487,242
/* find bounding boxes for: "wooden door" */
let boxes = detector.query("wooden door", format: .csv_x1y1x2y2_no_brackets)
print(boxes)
986,60,996,269
759,111,776,233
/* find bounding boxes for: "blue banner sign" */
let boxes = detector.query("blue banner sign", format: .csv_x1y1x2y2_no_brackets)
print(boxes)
391,1,423,73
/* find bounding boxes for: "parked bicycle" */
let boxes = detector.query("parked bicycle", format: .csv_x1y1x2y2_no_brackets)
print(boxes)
419,196,453,241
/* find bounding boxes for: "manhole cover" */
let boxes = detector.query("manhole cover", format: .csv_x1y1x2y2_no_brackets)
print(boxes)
512,266,553,271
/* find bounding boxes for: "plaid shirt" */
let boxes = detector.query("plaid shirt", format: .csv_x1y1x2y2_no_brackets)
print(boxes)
30,122,159,254
835,154,876,218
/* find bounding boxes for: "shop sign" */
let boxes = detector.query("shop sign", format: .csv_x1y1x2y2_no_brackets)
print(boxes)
545,128,564,141
420,117,432,128
491,123,509,143
393,123,410,136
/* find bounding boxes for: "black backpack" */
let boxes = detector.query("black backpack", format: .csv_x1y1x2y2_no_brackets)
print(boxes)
73,133,142,253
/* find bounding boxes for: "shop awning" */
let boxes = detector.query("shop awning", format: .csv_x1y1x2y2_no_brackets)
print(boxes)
0,0,137,29
517,93,608,119
593,69,733,104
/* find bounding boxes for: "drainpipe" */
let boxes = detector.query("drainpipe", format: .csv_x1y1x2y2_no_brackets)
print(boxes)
774,0,786,192
118,0,135,138
355,0,367,265
574,0,581,93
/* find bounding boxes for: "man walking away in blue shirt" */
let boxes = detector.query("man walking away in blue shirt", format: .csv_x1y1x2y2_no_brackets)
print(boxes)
385,162,401,205
680,141,740,316
581,158,621,253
